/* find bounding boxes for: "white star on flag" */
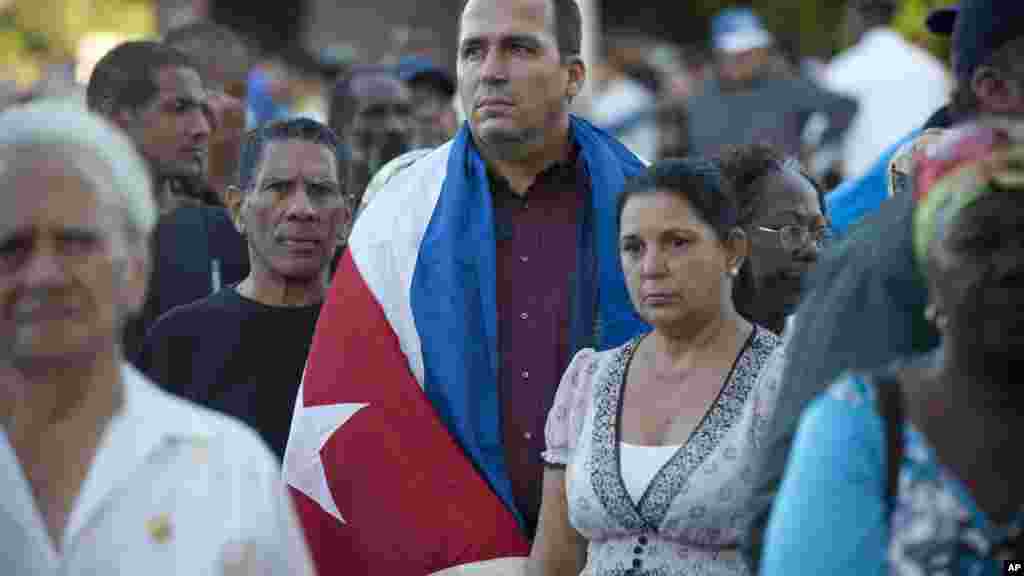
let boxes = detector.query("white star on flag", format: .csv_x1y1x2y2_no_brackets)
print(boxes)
283,381,368,523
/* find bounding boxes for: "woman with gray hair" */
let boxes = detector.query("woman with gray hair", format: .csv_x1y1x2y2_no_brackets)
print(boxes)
0,99,313,575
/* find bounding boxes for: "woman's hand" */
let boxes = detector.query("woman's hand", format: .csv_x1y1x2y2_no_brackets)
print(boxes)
428,556,528,575
526,467,587,576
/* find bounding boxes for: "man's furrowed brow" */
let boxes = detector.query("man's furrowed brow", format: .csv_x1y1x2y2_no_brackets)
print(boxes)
502,34,542,48
460,36,485,50
258,174,294,186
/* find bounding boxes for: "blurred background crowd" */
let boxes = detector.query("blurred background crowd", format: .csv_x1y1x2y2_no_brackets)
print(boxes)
0,0,954,190
5,0,1024,573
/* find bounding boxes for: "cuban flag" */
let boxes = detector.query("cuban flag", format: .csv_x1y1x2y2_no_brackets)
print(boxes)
283,117,647,574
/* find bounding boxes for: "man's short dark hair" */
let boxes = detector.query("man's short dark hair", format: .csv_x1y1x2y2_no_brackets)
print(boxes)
459,0,583,59
86,41,196,115
237,118,342,191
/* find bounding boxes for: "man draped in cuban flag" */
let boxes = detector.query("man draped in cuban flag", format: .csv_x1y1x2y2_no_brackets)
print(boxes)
283,0,649,572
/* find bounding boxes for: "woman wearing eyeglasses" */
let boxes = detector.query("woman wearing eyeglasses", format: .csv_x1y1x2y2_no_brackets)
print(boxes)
719,145,829,336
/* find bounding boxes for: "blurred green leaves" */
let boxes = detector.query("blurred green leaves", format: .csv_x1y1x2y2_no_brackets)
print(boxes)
0,7,15,31
892,0,952,61
0,5,50,55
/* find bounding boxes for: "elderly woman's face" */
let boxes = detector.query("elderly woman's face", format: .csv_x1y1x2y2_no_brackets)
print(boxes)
619,189,741,330
928,192,1024,354
0,155,144,366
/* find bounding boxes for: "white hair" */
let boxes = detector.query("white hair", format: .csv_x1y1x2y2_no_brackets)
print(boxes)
0,97,157,244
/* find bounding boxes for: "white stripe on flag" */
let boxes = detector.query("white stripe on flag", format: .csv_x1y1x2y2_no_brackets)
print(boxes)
347,142,453,389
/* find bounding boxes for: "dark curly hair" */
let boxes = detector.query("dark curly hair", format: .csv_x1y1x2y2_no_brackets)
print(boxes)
86,41,196,115
717,144,825,227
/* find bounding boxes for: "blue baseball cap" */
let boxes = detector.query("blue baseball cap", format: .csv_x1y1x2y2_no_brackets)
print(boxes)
711,7,774,54
396,56,455,97
926,4,958,36
953,0,1024,81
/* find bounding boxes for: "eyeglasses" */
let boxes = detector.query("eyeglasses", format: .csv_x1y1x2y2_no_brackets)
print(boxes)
757,225,834,251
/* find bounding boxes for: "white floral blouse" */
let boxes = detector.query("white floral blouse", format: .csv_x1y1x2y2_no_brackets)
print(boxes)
542,327,781,575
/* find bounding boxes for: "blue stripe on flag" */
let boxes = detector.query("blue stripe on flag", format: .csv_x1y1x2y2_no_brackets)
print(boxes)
410,117,649,530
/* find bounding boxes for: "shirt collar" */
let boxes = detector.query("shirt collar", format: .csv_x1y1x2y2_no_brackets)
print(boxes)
119,363,216,441
485,133,582,197
64,364,214,547
0,364,217,556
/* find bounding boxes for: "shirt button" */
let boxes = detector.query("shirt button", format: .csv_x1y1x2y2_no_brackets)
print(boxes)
520,255,529,263
638,536,648,545
520,312,529,320
523,432,533,440
521,370,529,379
633,546,643,554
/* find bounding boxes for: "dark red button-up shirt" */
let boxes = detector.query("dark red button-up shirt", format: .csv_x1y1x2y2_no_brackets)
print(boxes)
491,149,587,537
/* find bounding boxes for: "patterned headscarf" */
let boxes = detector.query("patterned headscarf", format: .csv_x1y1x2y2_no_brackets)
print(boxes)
912,118,1024,266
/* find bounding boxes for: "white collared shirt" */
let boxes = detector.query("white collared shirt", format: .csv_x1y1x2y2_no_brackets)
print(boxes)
1,365,314,575
824,27,951,180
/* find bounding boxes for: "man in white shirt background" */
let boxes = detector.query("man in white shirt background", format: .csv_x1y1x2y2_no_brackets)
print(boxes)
823,0,951,180
0,99,313,575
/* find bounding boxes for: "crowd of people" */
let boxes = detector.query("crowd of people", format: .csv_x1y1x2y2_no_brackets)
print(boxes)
0,0,1021,574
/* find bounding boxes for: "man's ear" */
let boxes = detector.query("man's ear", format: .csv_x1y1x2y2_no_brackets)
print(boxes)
566,56,586,99
972,66,1019,114
95,95,117,118
224,185,246,235
100,97,134,130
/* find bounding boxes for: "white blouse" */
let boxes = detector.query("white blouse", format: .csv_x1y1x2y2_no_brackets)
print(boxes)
543,327,781,576
0,365,314,576
620,443,683,506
